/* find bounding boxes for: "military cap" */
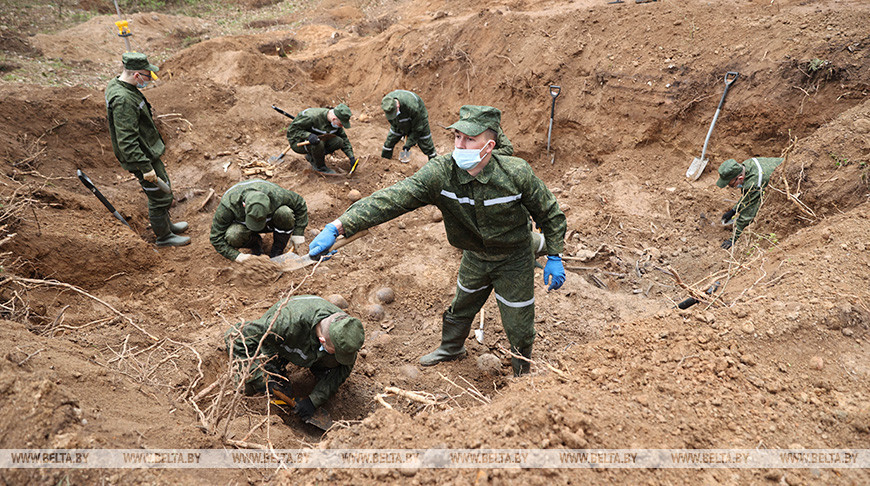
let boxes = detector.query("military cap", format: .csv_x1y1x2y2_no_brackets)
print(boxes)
333,103,352,128
716,159,743,188
329,315,364,365
447,105,502,137
381,95,399,120
122,52,159,73
244,191,270,232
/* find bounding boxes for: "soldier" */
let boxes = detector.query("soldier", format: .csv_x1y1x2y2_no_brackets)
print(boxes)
286,104,355,174
379,90,438,161
225,295,365,420
209,179,308,262
715,157,783,249
309,105,566,376
105,52,189,246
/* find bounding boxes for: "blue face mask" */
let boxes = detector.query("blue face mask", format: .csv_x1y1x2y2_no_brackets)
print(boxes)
331,121,341,128
134,73,150,89
452,142,492,170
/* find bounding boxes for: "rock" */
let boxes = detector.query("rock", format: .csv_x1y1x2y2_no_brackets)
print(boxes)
476,353,502,374
366,304,385,321
348,189,362,202
842,328,854,336
810,356,824,370
375,287,395,304
327,294,349,309
741,321,755,334
399,365,419,380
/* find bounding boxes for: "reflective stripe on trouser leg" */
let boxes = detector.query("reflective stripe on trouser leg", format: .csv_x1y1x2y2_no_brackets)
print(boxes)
417,130,437,158
491,248,536,350
447,248,536,350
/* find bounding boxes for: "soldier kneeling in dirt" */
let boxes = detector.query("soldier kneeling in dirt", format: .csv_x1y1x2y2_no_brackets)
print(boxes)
225,295,365,421
308,105,566,376
210,179,308,262
715,157,783,249
286,104,355,174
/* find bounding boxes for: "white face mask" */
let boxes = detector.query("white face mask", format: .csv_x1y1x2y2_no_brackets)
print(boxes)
331,121,341,128
134,73,150,89
452,141,493,170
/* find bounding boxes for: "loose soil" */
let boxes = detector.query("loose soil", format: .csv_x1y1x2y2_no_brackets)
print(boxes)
1,0,869,484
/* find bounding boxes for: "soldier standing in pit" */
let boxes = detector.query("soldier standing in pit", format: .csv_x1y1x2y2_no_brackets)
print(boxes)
308,105,566,376
105,52,189,246
286,104,355,174
715,157,783,249
209,179,308,262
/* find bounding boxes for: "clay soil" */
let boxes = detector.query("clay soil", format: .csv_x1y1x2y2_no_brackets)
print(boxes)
1,0,869,484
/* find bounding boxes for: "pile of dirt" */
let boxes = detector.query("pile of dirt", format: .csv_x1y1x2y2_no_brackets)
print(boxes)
0,0,868,483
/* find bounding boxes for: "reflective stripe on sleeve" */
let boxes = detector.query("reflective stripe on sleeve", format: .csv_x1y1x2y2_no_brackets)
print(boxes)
483,194,522,206
440,190,475,205
494,292,535,308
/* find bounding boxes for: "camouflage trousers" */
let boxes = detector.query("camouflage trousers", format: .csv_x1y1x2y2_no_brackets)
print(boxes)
445,245,536,351
134,158,173,216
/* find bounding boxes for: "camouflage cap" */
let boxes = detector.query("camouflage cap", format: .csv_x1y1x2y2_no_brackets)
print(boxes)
716,159,743,188
122,52,159,73
329,315,364,366
447,105,501,137
332,103,352,128
244,191,270,232
381,95,399,121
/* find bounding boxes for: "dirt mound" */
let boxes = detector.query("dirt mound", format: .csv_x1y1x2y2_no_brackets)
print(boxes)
1,0,869,483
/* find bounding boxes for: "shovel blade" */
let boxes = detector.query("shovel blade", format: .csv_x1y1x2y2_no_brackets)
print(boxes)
271,252,316,271
686,157,708,181
305,409,334,431
474,329,484,344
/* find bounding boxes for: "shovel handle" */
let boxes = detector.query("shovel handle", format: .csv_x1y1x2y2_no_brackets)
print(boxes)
724,71,739,86
332,229,368,252
549,85,561,98
271,105,295,119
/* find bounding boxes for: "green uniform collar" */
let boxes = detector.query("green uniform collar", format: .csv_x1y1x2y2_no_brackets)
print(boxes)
455,154,497,184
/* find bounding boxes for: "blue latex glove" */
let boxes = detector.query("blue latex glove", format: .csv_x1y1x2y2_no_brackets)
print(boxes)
308,223,339,257
543,256,565,291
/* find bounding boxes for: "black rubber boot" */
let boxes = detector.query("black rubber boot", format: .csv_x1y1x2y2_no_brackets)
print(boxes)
420,313,472,366
248,233,263,256
152,212,190,247
270,232,291,258
511,345,533,377
170,220,189,234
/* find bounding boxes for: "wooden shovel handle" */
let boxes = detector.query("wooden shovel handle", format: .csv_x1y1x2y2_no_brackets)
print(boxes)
331,229,368,251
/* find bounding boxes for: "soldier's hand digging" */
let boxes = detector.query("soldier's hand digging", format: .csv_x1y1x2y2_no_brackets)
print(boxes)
721,238,733,250
294,397,315,421
721,209,736,225
307,133,320,145
142,169,158,183
309,223,339,257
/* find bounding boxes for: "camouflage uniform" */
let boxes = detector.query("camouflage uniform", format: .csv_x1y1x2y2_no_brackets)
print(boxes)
225,295,364,408
105,72,180,241
286,107,354,170
209,179,308,261
339,148,566,374
380,90,438,159
720,157,783,241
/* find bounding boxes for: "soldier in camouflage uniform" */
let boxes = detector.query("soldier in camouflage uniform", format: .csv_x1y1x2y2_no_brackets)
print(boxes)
225,295,364,420
309,106,566,376
105,52,189,247
715,157,783,249
286,104,355,174
380,90,438,160
209,179,309,262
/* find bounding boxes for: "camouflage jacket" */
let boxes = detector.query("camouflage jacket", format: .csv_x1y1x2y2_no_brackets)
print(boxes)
340,153,566,256
105,77,165,173
210,179,309,260
731,157,783,241
285,107,354,160
492,127,514,157
382,90,433,151
226,295,354,408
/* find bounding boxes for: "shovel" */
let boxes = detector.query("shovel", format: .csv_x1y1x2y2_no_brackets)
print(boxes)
474,307,485,344
271,229,368,270
546,85,561,156
269,140,310,164
686,71,739,181
269,387,333,431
